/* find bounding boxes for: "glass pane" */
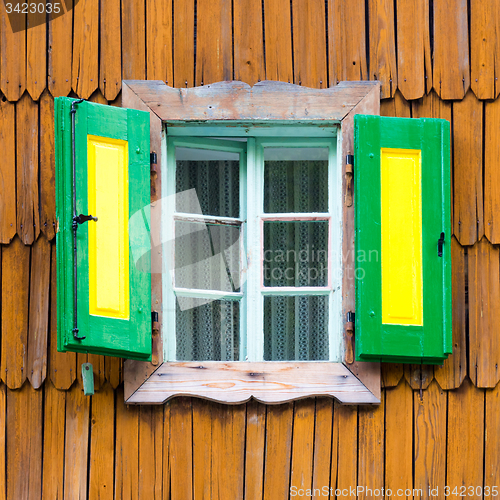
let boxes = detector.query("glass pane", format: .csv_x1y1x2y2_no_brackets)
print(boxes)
264,295,329,360
176,300,240,361
263,221,328,287
264,147,328,213
176,147,240,217
174,220,241,292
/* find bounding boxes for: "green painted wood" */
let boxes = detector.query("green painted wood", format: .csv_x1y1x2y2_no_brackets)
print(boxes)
55,97,152,360
354,115,451,364
81,363,95,396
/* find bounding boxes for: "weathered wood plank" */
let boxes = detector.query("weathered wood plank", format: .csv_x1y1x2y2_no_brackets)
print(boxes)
196,0,232,85
433,0,470,99
88,89,107,105
289,399,315,495
88,383,114,500
0,98,16,244
87,354,105,391
48,3,73,97
385,381,413,500
358,392,384,500
100,0,121,100
396,0,432,100
380,90,411,118
328,0,367,84
263,0,293,83
49,243,77,390
115,385,140,500
381,364,404,388
404,365,433,391
172,0,195,88
434,238,466,390
414,380,447,500
233,0,264,86
447,378,484,500
244,400,266,499
485,382,500,495
26,8,46,100
146,0,173,85
162,402,171,500
169,397,192,500
192,399,212,498
0,4,26,101
292,0,327,88
64,385,89,500
470,0,500,99
0,384,5,500
122,0,146,80
311,398,333,494
42,381,66,500
40,91,56,241
263,403,293,500
335,404,358,495
369,0,397,98
104,356,122,389
71,0,98,98
1,236,30,389
16,93,39,245
453,91,484,245
27,235,51,389
469,239,500,388
411,89,452,121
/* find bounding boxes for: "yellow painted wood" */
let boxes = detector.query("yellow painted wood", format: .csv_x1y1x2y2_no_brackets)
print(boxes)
87,135,130,320
381,148,423,326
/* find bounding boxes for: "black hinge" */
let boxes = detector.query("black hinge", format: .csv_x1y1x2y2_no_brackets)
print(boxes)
347,311,355,324
150,152,157,165
345,153,354,206
152,311,159,324
346,154,354,171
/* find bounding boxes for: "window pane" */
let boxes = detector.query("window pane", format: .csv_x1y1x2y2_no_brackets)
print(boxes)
174,220,241,292
263,221,328,287
264,148,328,213
176,147,240,217
264,295,328,360
176,300,240,361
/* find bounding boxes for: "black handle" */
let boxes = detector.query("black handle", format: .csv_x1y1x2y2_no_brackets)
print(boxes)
438,232,445,257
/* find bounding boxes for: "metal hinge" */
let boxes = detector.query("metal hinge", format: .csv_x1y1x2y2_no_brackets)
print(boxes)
345,311,355,364
345,153,354,206
150,151,157,170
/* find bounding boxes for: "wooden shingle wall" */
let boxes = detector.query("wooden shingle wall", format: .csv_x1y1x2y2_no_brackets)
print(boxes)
0,0,499,498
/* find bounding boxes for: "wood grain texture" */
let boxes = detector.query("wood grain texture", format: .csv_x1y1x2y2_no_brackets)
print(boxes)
411,89,452,121
0,3,26,101
470,0,500,99
122,0,146,80
263,0,293,83
434,237,466,390
292,0,327,88
104,356,122,389
381,363,404,388
289,399,315,495
0,98,16,244
263,403,293,500
433,0,470,99
49,243,77,390
71,0,98,98
404,365,433,391
385,381,413,500
26,8,46,100
146,0,173,85
162,402,171,500
172,0,195,88
368,0,397,98
469,239,500,388
358,392,384,500
311,398,333,494
328,0,367,84
16,93,39,245
196,0,232,85
100,0,121,100
1,236,30,389
115,385,140,500
48,3,73,97
484,97,500,243
244,400,266,499
396,0,432,100
334,404,358,495
0,384,5,500
64,385,90,500
39,91,56,240
89,383,114,500
42,381,66,500
27,235,51,389
6,384,42,500
192,399,212,498
447,378,484,499
233,0,264,85
380,90,411,118
414,380,447,498
453,91,484,245
485,382,500,495
87,354,105,391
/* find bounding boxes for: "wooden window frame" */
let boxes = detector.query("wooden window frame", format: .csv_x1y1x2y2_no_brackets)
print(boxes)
122,80,381,405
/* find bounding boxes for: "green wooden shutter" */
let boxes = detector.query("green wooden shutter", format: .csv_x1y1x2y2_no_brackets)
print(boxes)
354,115,452,363
55,98,152,360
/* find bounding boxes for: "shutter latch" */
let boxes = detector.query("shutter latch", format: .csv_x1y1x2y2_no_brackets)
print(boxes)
437,232,445,257
345,153,354,206
72,214,98,230
345,311,355,364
